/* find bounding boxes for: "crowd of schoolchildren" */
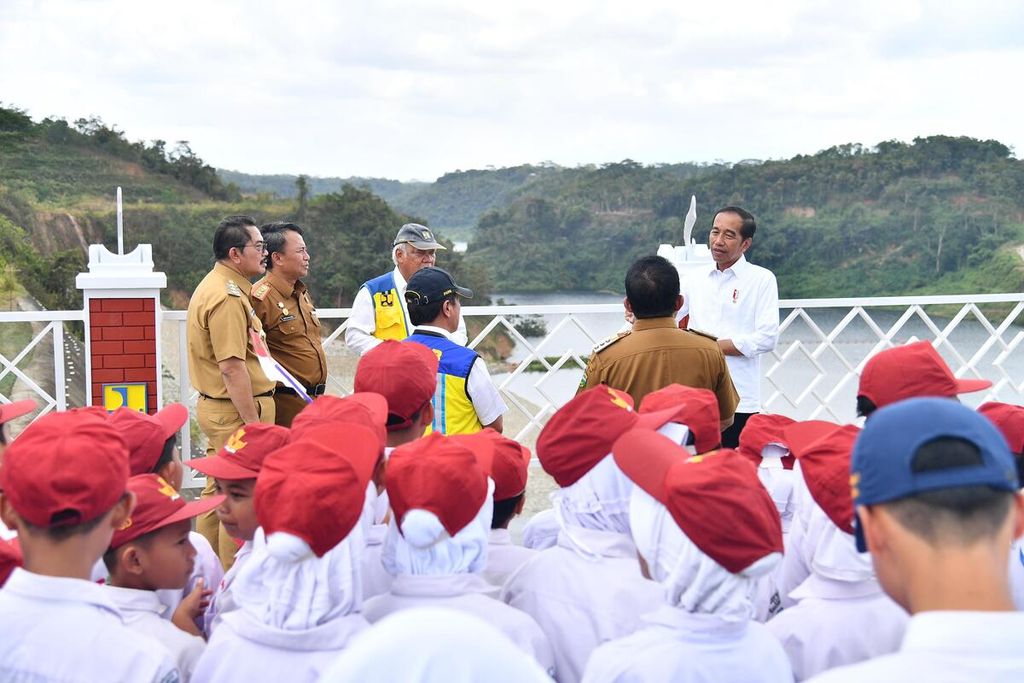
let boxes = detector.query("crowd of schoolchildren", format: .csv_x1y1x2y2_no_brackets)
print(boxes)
0,337,1022,682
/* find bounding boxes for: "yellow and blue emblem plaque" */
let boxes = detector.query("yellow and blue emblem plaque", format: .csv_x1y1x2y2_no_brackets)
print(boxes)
102,383,148,413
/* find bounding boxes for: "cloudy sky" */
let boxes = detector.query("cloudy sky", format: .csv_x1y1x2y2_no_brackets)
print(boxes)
1,0,1021,181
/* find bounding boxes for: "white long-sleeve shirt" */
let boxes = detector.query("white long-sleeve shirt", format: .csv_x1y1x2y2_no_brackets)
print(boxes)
766,574,908,681
501,527,663,683
808,610,1024,682
206,540,253,635
484,528,538,588
679,255,779,413
0,568,180,682
344,267,468,355
362,572,556,677
582,606,793,683
360,523,393,600
1010,539,1024,610
192,608,368,683
105,585,207,682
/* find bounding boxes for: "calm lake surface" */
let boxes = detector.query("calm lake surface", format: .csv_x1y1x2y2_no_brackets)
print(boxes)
489,291,1024,423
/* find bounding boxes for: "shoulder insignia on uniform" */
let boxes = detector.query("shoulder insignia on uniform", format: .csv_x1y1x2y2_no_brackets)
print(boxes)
250,282,271,301
226,280,242,297
687,328,719,342
592,330,629,354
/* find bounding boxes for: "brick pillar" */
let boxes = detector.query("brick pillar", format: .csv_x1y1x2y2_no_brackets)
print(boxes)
76,244,167,413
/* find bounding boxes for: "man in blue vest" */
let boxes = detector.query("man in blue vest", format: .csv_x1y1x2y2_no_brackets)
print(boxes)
345,223,468,355
404,267,506,435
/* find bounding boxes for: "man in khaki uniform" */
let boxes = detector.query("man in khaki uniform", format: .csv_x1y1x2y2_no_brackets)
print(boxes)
579,255,739,431
250,221,328,427
187,214,277,567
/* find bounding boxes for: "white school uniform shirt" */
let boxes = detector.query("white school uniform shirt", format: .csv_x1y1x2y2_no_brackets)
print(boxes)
156,531,224,624
766,574,908,681
205,540,253,635
484,528,538,588
582,605,793,683
192,608,369,683
0,568,180,683
362,572,556,677
344,267,468,355
105,585,206,682
360,522,393,599
1010,539,1024,610
679,254,780,413
808,610,1024,682
501,527,664,683
520,508,560,551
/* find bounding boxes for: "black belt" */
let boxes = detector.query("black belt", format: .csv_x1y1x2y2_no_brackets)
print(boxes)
199,389,275,400
277,383,327,397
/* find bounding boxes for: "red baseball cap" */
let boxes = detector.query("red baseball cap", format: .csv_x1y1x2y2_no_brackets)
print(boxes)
186,423,290,481
0,537,22,586
473,429,531,501
858,341,991,409
978,402,1024,455
446,431,496,479
785,422,861,534
0,399,36,425
256,424,381,557
109,404,188,476
613,430,783,574
0,411,130,528
111,474,224,549
291,393,388,448
537,385,688,487
355,340,439,431
387,432,489,538
738,413,796,469
639,384,722,454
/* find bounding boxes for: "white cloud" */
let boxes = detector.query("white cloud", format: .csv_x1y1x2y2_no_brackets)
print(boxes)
0,0,1021,180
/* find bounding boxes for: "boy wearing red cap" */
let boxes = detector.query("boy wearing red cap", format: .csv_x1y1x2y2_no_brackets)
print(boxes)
103,474,226,681
363,432,555,677
0,398,36,541
192,424,380,683
978,401,1024,610
187,422,290,634
0,411,180,682
582,433,791,683
502,386,684,683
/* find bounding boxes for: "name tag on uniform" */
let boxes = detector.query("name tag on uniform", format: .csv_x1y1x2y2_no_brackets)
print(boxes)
280,315,296,323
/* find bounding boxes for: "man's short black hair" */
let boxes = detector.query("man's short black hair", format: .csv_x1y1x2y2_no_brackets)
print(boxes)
491,493,525,529
625,255,679,319
715,206,757,240
882,436,1016,545
261,221,303,271
213,215,258,260
408,294,457,327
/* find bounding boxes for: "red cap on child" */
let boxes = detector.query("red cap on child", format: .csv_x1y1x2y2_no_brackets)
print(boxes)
355,340,439,431
0,411,130,528
0,399,36,425
187,423,290,481
388,432,490,538
0,538,22,586
290,394,388,448
613,430,783,573
785,422,861,534
858,340,991,409
538,385,687,487
978,402,1024,455
469,429,531,501
109,404,188,476
256,424,381,557
111,474,225,549
738,413,796,469
640,384,722,454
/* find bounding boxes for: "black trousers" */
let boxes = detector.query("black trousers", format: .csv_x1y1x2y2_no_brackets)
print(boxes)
721,411,755,448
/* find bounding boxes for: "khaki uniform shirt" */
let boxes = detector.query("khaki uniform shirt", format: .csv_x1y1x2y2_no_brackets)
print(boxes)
186,262,274,398
250,271,328,388
579,316,739,420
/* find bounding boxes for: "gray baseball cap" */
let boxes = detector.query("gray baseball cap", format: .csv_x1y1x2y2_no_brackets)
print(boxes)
393,223,445,250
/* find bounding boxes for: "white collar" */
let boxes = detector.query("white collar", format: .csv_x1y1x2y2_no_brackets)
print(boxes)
488,528,513,546
414,324,457,341
902,610,1024,654
388,572,497,598
103,585,168,617
555,527,637,559
4,567,123,618
707,254,750,277
392,267,408,291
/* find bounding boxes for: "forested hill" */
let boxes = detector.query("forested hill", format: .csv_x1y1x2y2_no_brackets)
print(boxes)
464,138,1024,298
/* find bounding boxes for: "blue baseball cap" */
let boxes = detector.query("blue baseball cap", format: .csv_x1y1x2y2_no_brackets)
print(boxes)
851,397,1019,552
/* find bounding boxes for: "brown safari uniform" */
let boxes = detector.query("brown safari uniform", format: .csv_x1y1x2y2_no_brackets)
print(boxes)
186,261,276,567
250,270,328,427
579,317,740,423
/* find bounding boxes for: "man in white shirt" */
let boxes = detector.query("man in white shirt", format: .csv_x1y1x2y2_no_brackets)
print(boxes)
345,223,467,355
404,266,506,434
810,398,1024,682
679,206,779,447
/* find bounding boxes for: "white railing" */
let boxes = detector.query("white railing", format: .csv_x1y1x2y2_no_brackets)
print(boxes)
0,310,84,420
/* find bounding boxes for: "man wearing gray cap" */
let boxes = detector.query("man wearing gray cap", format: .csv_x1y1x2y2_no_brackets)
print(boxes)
345,223,468,355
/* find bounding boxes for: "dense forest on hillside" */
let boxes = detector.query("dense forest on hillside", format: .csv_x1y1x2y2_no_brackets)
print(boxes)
1,101,1022,310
